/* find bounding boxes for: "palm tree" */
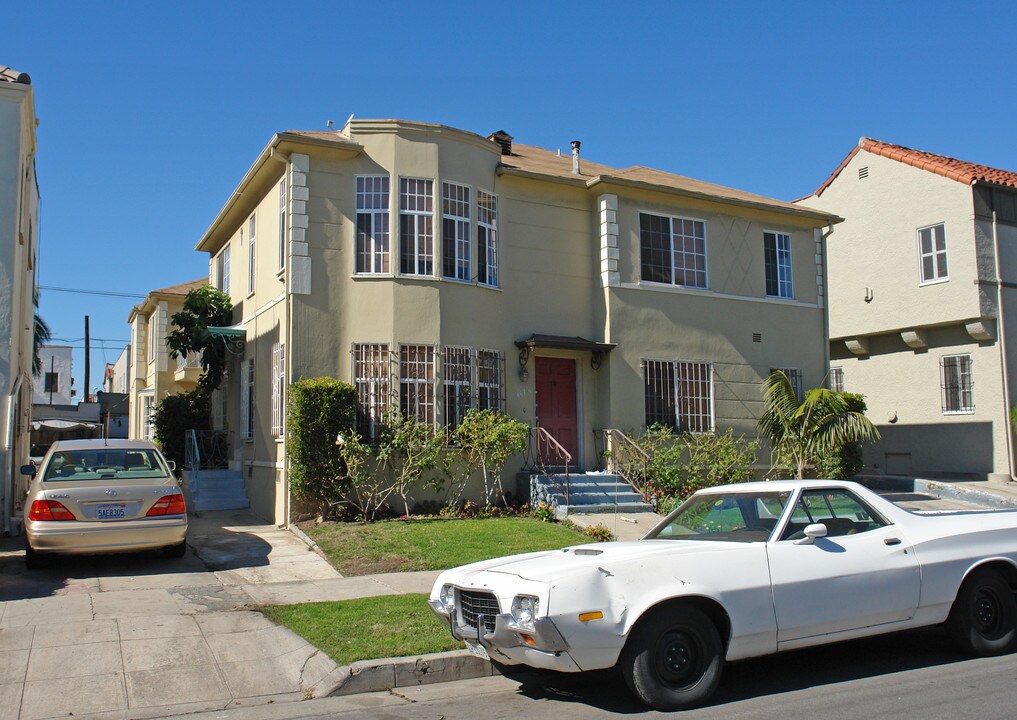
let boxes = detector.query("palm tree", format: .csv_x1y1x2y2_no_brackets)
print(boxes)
757,371,880,480
32,288,51,376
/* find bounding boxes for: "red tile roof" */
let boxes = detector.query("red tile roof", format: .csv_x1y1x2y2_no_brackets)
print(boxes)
808,137,1017,198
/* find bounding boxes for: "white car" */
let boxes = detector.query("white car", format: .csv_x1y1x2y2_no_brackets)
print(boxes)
429,480,1017,710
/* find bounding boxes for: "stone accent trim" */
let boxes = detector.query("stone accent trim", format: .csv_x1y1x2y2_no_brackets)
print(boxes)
288,153,311,295
599,193,619,288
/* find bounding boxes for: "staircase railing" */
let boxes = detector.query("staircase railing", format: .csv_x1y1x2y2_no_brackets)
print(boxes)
183,430,230,471
184,429,200,472
522,426,573,509
597,428,650,499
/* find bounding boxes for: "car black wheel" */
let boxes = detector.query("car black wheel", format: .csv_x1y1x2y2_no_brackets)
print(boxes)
163,540,187,558
620,605,723,711
24,537,44,570
948,568,1017,656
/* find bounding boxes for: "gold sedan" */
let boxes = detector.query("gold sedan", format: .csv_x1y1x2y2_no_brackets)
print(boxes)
21,439,187,569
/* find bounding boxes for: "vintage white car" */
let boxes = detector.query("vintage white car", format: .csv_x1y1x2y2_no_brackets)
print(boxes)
429,480,1017,710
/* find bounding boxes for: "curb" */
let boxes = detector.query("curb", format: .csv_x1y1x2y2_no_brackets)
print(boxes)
321,650,496,697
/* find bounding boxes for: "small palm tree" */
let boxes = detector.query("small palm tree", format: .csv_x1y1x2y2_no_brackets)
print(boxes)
32,288,51,376
757,371,880,480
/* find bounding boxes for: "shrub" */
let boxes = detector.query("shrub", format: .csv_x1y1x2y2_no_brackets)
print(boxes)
532,501,556,523
812,392,868,479
375,413,446,517
152,389,210,472
287,377,358,517
581,523,614,542
452,410,529,506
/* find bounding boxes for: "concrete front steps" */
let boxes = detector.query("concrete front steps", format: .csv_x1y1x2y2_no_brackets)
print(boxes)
530,472,654,518
181,469,250,512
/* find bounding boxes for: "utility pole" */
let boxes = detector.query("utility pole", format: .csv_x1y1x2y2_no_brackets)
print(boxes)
84,315,90,403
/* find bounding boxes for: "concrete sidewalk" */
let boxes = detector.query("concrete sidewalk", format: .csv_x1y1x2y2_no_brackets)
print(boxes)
0,510,439,720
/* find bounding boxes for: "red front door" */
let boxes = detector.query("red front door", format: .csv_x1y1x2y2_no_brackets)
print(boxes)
534,357,578,465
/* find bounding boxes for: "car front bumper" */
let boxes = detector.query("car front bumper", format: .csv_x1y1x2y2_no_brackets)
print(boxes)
26,516,187,554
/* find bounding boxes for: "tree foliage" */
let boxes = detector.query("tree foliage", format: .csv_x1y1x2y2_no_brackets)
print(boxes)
32,288,51,376
152,389,210,471
453,409,529,506
166,286,234,392
813,392,869,479
757,371,879,480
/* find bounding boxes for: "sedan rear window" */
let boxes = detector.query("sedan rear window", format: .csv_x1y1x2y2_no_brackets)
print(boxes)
43,449,170,481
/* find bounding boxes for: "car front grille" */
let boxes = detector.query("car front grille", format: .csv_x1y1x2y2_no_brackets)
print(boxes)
459,590,499,634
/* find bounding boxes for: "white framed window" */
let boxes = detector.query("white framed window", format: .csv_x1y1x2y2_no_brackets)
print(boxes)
643,360,714,433
148,313,156,362
400,344,436,426
399,178,434,276
941,354,973,413
443,346,472,429
271,343,285,437
477,190,498,286
764,231,793,298
771,367,803,401
918,223,948,284
353,343,390,440
639,213,707,288
830,367,844,392
241,357,255,439
442,182,471,281
247,214,257,296
215,246,231,295
278,179,287,272
142,394,155,441
477,349,503,411
356,176,390,274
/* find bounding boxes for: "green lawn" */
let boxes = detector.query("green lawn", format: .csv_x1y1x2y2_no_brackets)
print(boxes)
305,516,587,576
260,594,460,666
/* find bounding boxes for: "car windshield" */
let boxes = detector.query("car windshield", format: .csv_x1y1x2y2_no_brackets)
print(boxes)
42,449,170,481
647,491,792,542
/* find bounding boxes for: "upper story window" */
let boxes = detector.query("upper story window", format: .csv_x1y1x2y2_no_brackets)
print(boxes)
356,176,390,274
918,223,948,284
400,178,434,276
44,372,58,393
148,313,156,361
639,213,707,288
442,182,471,281
941,354,973,414
477,191,498,287
643,359,713,433
764,231,793,299
247,214,257,295
215,246,231,295
278,180,287,272
770,367,803,401
830,366,844,392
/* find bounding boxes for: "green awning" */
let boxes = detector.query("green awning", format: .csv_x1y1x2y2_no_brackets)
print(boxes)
207,324,246,338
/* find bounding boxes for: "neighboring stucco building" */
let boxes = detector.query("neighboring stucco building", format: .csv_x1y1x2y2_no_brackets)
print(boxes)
109,345,131,395
32,344,73,405
798,138,1017,480
127,279,206,441
0,66,39,535
194,118,839,525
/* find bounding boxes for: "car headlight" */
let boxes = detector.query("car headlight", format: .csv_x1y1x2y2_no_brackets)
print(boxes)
440,584,456,613
511,595,540,627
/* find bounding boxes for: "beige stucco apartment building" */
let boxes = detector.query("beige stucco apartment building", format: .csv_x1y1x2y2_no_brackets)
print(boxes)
126,279,206,441
195,118,838,524
0,66,39,535
799,138,1017,481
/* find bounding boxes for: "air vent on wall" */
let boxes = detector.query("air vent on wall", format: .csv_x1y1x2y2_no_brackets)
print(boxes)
752,333,762,343
858,166,869,179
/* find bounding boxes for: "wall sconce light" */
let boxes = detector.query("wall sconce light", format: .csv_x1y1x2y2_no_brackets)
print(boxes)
518,366,529,382
591,351,603,370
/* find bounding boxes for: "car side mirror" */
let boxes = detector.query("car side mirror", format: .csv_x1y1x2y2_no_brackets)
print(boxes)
794,523,828,545
167,460,176,472
20,464,36,478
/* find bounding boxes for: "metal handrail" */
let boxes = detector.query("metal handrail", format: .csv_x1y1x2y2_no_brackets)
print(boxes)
522,426,573,509
184,429,200,472
598,428,649,498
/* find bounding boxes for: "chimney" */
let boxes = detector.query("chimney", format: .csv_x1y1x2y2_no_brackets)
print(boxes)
487,130,514,156
571,140,582,174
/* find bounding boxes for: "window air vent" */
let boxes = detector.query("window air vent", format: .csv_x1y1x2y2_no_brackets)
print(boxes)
752,333,762,343
858,166,869,179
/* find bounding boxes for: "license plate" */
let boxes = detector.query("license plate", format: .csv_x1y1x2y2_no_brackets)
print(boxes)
96,503,126,520
466,640,489,660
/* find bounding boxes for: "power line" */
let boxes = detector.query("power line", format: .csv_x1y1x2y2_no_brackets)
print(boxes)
39,285,146,299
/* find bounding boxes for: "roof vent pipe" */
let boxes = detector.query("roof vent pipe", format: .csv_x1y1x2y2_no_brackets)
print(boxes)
571,140,582,174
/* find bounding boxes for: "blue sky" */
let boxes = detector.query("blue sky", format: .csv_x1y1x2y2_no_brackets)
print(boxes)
5,0,1017,398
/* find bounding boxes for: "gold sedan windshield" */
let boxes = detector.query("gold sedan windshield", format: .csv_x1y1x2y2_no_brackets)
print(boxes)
43,449,170,482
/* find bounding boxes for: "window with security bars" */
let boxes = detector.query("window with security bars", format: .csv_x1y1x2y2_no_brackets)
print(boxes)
918,223,948,283
400,178,433,276
477,349,503,411
639,212,707,288
356,176,390,274
941,354,973,413
442,182,471,281
400,345,436,426
770,367,803,401
271,344,285,437
353,344,390,439
477,191,498,286
643,360,713,433
443,346,472,429
241,358,255,439
764,231,793,298
830,367,844,392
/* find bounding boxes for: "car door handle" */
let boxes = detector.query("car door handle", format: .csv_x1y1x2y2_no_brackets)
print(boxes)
884,537,902,546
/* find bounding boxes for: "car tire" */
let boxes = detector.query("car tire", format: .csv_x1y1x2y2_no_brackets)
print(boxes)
947,568,1017,656
163,541,187,558
620,605,723,711
24,537,44,570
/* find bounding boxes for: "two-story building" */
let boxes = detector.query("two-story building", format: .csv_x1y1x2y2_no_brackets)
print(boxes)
195,118,839,524
798,138,1017,481
0,66,39,535
32,344,73,405
126,279,206,441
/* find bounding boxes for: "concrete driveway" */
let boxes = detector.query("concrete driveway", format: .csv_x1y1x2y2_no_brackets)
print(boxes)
0,510,436,720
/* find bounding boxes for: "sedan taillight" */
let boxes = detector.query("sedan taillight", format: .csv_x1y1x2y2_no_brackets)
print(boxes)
146,493,186,517
29,500,76,521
